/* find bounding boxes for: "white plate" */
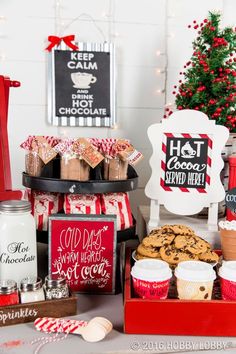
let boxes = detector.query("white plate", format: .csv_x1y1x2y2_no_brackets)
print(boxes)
132,250,138,262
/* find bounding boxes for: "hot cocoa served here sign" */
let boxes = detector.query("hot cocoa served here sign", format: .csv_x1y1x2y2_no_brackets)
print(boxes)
49,215,117,294
162,134,211,192
145,109,229,228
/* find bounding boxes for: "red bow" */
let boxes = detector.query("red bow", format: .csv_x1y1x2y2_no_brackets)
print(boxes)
45,35,79,51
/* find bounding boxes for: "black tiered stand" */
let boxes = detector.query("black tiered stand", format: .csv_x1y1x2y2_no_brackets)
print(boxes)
22,163,139,244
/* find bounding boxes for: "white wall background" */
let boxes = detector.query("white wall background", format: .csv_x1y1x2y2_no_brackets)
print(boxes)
0,0,235,215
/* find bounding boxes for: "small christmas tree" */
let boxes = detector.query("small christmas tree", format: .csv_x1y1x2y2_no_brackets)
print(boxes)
165,12,236,131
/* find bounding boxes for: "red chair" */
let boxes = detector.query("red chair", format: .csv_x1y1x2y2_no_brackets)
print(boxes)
0,75,22,200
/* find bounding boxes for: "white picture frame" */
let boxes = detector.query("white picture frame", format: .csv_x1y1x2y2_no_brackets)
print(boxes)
145,110,229,229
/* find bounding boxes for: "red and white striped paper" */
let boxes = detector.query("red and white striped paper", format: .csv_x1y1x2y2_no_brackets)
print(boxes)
34,317,87,334
64,194,101,215
101,192,133,230
31,191,63,231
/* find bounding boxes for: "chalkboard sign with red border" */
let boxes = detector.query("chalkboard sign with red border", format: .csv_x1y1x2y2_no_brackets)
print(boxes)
49,214,117,294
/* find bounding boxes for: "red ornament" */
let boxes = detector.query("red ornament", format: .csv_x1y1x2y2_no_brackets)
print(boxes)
209,99,216,105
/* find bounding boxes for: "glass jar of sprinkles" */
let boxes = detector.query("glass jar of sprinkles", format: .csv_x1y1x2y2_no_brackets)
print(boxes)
44,275,69,300
0,280,19,306
20,277,45,303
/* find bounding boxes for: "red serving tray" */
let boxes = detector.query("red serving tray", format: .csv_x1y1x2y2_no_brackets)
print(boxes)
124,248,236,336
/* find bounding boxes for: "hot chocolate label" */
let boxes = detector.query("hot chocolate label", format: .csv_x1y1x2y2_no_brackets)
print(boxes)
0,242,36,265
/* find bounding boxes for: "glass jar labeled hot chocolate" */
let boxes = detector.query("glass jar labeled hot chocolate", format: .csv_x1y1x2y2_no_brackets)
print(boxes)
0,200,37,287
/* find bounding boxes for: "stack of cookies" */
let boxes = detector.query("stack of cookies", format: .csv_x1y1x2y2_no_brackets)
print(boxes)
136,224,219,266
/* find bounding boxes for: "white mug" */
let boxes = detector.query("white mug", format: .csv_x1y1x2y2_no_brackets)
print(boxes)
71,72,97,89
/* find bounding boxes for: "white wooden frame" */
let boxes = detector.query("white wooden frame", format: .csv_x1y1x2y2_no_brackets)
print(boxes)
145,110,229,230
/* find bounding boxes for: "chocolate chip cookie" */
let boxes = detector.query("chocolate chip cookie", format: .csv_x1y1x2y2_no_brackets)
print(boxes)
149,228,162,235
160,244,198,265
142,233,175,248
135,252,149,260
174,235,209,254
198,251,219,263
161,224,194,236
137,244,161,259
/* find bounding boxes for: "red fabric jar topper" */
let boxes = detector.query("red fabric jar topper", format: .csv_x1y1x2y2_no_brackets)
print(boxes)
45,35,79,51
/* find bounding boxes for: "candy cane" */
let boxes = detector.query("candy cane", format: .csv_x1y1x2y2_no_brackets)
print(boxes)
34,317,112,343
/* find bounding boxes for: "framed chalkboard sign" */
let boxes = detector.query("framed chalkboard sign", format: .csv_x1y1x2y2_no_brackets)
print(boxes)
162,134,211,192
145,109,229,229
48,42,116,127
